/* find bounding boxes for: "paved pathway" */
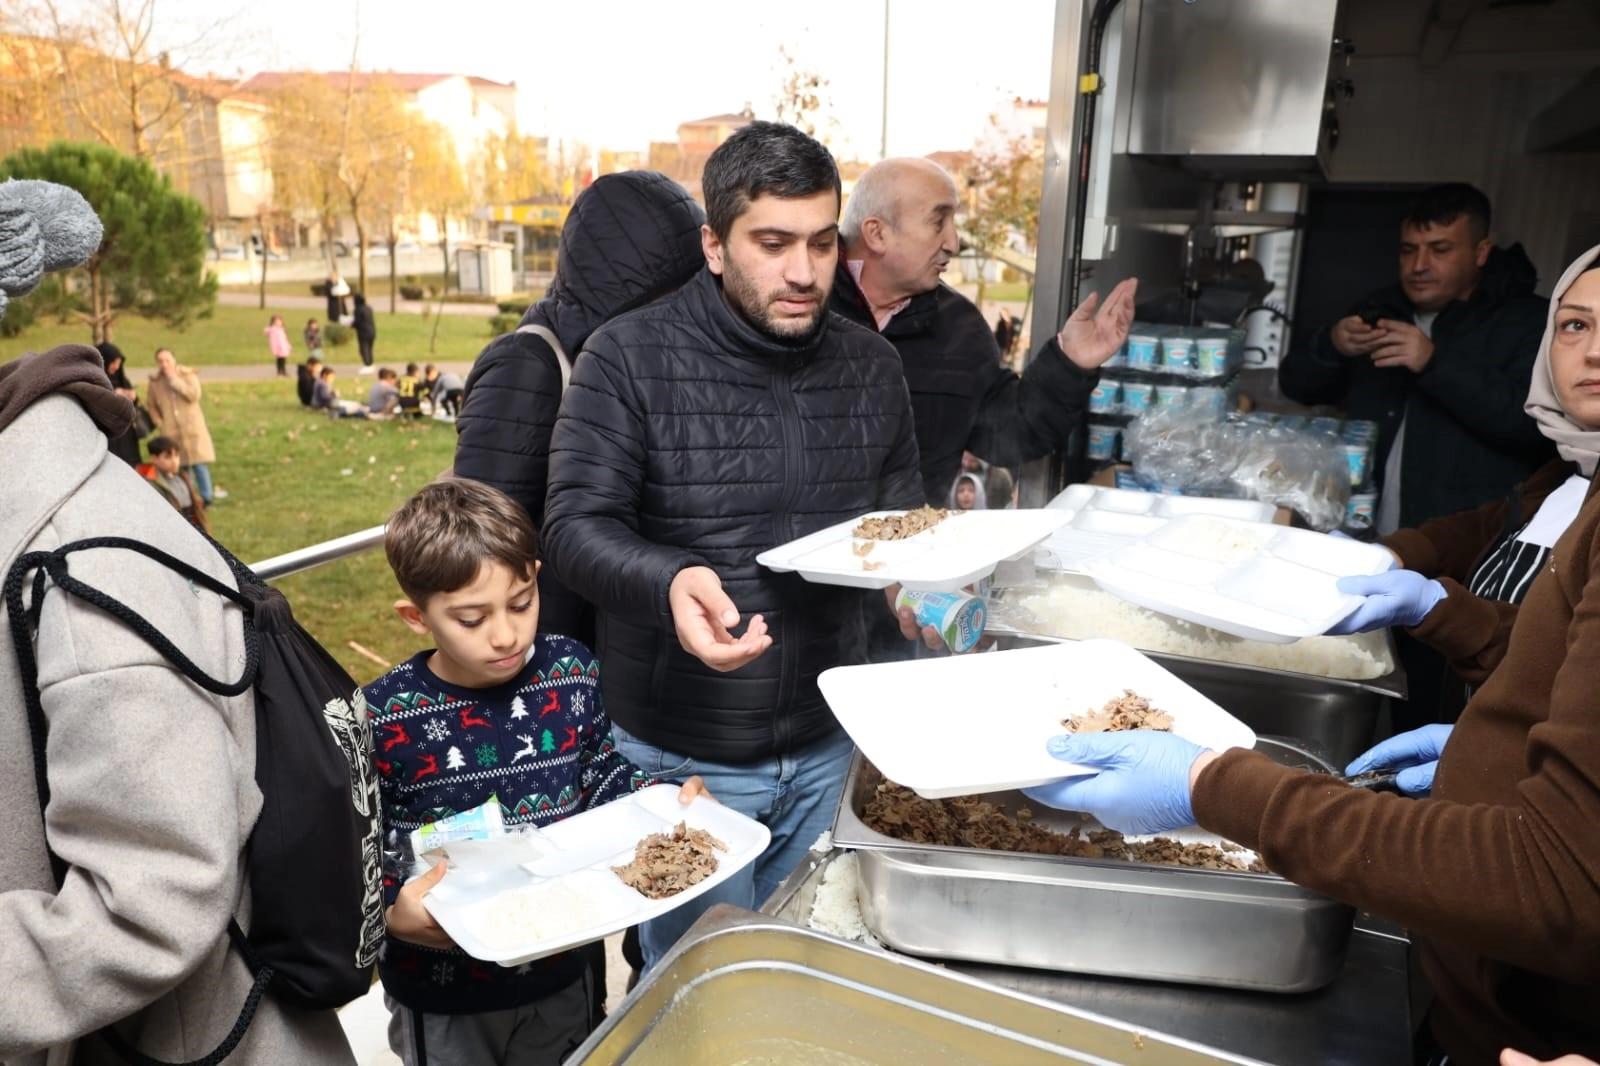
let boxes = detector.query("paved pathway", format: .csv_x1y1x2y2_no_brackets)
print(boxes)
218,290,499,317
199,360,477,383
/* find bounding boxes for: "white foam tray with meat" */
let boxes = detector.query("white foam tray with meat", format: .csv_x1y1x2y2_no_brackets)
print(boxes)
757,508,1072,592
420,786,769,966
1080,514,1395,643
1035,485,1278,574
817,638,1255,800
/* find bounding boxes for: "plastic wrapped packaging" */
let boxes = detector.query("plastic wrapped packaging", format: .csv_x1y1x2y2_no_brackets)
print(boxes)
1123,400,1351,530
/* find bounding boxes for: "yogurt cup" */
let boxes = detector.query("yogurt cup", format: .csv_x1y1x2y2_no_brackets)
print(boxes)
1342,443,1372,487
1345,492,1378,531
1087,425,1121,461
1122,381,1155,415
1088,379,1122,414
1154,384,1187,408
895,589,987,653
1161,335,1197,374
1126,334,1160,369
1195,336,1230,377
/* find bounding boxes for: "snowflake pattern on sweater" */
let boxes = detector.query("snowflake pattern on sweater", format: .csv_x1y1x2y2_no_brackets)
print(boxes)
364,632,653,1014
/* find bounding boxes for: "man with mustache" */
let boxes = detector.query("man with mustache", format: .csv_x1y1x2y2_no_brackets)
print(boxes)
542,122,923,970
1279,183,1553,727
830,156,1136,507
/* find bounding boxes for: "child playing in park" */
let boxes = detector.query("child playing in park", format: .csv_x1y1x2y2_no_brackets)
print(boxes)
264,313,291,377
364,478,708,1065
304,317,324,361
137,435,209,533
310,365,368,419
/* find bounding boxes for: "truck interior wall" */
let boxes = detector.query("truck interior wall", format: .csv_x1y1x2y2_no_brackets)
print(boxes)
1318,62,1600,294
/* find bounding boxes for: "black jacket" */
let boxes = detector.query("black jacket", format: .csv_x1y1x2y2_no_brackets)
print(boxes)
295,363,317,407
453,171,706,645
830,263,1099,503
1279,244,1554,528
543,267,924,762
351,301,375,342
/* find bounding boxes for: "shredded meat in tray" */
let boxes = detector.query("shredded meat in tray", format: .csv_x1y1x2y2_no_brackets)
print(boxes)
612,822,728,899
862,783,1266,874
1063,689,1175,734
852,505,951,541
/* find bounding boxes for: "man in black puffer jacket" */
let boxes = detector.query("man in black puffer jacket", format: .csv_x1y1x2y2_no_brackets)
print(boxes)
454,171,706,647
544,123,923,969
831,157,1137,505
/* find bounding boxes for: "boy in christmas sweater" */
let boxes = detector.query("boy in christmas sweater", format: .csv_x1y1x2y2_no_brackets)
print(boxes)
365,478,706,1065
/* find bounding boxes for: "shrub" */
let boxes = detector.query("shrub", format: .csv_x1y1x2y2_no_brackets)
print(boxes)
488,313,521,337
399,284,425,301
310,281,329,297
324,322,353,347
496,298,532,315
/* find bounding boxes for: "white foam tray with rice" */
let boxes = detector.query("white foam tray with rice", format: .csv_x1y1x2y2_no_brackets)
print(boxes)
420,786,769,966
1080,514,1396,643
757,508,1072,592
817,638,1256,799
1036,485,1278,574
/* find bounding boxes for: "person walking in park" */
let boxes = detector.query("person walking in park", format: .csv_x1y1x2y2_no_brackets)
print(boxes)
352,293,377,374
146,347,223,504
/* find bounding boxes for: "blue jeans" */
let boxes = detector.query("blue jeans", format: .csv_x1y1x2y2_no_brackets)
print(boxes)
611,724,854,970
184,463,213,505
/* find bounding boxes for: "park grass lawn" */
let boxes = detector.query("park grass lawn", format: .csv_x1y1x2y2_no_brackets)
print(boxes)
0,303,494,369
202,380,458,684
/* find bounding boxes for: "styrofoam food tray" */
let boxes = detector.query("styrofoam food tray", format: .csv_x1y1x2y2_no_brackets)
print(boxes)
1036,486,1276,573
1080,514,1395,643
817,638,1255,799
757,508,1072,592
421,786,769,966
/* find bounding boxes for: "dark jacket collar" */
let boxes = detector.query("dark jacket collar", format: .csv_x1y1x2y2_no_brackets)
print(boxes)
829,259,942,338
681,266,830,362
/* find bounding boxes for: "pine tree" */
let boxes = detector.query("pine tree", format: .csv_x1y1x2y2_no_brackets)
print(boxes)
510,696,527,719
539,729,556,754
0,142,217,343
445,746,466,770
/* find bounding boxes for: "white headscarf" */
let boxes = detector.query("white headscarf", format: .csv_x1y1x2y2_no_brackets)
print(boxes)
1525,245,1600,477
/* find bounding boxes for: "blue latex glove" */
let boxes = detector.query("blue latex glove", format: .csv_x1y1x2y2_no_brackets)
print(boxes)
1022,731,1209,835
1326,570,1445,634
1345,724,1452,796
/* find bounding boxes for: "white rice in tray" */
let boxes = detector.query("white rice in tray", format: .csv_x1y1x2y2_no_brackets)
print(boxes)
1005,575,1392,681
462,874,622,947
805,852,881,947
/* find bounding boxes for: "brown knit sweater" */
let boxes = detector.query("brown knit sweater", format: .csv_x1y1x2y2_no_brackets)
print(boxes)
1194,477,1600,1066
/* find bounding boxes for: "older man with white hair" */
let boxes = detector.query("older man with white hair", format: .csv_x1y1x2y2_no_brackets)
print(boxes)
830,156,1137,505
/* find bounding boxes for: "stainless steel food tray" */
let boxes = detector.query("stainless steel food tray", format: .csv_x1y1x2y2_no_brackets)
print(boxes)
832,747,1355,993
569,905,1270,1064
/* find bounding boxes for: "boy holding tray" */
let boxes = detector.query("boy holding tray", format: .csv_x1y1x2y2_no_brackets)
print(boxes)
365,478,707,1065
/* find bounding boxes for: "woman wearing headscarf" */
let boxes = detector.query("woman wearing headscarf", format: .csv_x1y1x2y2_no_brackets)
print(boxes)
1324,249,1600,722
96,341,142,467
1024,247,1600,1066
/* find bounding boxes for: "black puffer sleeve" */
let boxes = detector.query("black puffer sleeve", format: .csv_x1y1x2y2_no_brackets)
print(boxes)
453,329,566,526
542,331,707,629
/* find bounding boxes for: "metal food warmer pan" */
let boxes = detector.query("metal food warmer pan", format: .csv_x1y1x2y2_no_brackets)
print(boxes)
831,743,1355,994
568,905,1270,1065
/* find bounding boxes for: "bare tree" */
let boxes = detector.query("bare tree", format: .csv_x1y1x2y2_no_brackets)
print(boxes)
963,117,1043,309
19,0,239,163
772,44,836,142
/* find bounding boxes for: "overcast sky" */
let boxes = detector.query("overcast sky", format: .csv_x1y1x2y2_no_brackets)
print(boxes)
102,0,1057,158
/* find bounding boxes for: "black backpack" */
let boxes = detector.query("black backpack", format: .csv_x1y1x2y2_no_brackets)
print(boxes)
5,535,384,1065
